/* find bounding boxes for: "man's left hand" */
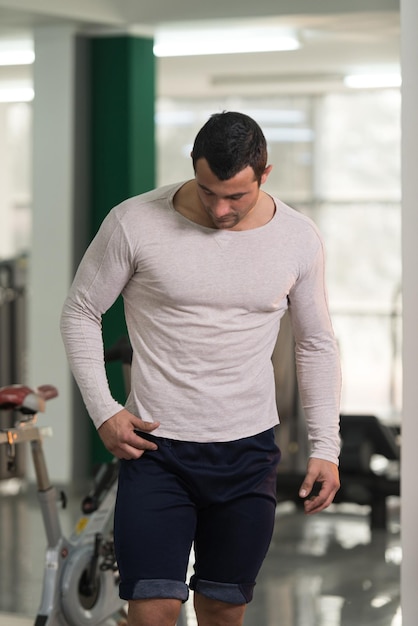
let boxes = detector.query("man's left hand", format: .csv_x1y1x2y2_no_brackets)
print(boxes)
299,458,340,515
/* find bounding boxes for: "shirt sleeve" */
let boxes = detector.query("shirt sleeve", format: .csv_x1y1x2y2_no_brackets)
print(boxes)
287,235,342,465
60,209,133,428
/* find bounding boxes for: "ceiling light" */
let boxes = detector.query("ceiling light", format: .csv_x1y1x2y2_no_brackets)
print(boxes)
0,87,34,103
0,39,34,66
0,50,35,66
154,27,300,57
343,73,401,89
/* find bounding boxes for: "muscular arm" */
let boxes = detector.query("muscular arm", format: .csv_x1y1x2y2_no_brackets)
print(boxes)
60,210,130,427
287,235,342,511
60,208,159,455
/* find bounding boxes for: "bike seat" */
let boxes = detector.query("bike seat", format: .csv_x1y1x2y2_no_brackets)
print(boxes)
0,384,58,414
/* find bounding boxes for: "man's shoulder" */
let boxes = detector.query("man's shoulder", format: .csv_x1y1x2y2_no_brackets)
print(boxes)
266,198,325,269
273,198,322,240
275,198,313,225
113,182,184,219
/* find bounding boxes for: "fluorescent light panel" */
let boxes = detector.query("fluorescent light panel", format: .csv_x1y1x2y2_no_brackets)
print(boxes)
154,26,300,57
156,108,305,126
344,73,401,89
0,39,34,66
0,87,34,103
0,50,35,66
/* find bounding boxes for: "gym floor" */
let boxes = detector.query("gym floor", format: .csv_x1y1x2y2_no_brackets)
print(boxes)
0,482,401,626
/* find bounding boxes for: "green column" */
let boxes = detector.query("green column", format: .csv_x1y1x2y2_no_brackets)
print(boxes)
89,35,155,464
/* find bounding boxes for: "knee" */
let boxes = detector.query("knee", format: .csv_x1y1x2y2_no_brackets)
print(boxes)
127,598,182,626
194,593,246,626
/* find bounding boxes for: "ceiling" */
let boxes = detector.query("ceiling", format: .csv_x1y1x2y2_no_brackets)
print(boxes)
156,12,400,97
0,0,401,98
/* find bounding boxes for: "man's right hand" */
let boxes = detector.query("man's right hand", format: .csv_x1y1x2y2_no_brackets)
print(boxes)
97,409,160,459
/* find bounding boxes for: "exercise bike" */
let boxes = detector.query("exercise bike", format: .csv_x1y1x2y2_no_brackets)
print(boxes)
0,383,188,625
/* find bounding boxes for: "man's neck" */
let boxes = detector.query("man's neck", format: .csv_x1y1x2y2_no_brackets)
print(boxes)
173,181,275,231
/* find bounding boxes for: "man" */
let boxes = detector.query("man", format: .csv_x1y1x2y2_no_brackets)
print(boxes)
61,111,341,626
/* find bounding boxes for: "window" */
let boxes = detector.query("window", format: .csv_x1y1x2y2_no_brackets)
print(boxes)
156,90,402,419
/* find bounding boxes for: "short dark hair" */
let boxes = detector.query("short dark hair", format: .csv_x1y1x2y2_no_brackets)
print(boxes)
192,111,268,183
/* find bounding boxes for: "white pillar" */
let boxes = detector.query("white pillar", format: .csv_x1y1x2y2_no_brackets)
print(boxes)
400,0,418,623
0,104,15,259
29,25,78,484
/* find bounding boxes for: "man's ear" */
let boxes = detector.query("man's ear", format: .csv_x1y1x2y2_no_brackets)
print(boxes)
190,151,195,171
260,164,273,185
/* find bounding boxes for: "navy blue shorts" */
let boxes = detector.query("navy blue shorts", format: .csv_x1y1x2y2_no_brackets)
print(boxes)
114,428,281,605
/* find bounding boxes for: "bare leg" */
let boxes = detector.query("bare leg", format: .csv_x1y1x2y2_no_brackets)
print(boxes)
127,598,182,626
194,592,246,626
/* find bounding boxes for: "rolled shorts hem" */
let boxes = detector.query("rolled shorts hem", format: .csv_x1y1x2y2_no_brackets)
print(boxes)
189,575,255,604
120,579,189,602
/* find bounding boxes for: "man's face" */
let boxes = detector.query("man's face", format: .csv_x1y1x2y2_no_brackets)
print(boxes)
194,158,270,230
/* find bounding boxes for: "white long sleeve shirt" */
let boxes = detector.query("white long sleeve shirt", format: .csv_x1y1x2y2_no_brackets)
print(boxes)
60,182,341,464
